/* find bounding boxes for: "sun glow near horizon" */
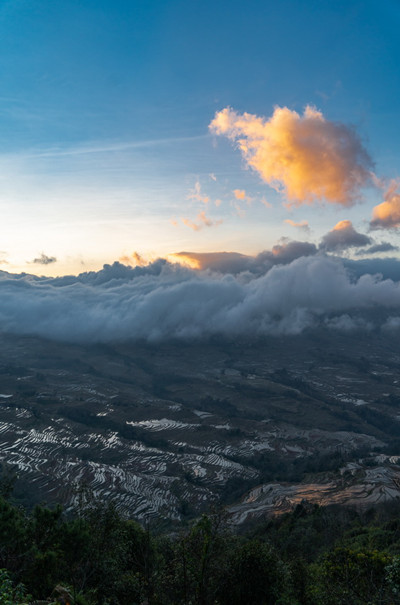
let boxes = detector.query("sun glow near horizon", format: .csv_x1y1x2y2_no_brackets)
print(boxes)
0,1,399,277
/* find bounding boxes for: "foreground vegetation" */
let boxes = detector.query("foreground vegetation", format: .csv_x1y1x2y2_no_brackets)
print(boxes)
3,485,400,604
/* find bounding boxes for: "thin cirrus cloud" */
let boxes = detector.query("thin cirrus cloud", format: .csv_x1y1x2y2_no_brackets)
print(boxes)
370,181,400,229
209,105,374,207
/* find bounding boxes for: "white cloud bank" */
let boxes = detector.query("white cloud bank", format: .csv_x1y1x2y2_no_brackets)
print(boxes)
1,252,400,342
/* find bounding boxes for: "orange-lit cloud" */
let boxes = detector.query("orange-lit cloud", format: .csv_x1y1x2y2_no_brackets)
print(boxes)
172,241,317,274
210,105,373,206
172,251,248,271
320,220,371,251
181,211,222,231
233,189,246,200
119,251,148,267
233,188,253,206
370,181,400,229
284,219,310,233
169,253,202,269
187,180,210,205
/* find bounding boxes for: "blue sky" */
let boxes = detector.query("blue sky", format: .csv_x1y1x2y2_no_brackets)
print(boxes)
0,0,399,275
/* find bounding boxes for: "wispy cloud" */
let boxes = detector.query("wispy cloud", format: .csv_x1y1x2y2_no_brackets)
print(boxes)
14,134,209,160
181,179,223,230
260,197,272,209
187,180,210,205
181,211,222,231
210,105,373,207
284,219,310,233
355,242,399,256
233,202,246,219
233,188,253,205
119,251,147,267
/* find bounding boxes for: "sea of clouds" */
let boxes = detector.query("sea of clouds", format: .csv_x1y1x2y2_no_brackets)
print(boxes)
1,249,400,343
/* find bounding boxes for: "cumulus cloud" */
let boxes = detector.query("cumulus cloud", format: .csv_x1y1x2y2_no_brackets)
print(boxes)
181,211,222,231
319,220,371,251
284,219,310,233
269,240,317,263
209,105,373,206
1,255,400,343
370,181,400,229
32,253,57,265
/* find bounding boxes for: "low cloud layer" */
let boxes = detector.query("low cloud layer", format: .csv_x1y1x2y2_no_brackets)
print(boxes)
1,250,400,343
210,105,373,206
